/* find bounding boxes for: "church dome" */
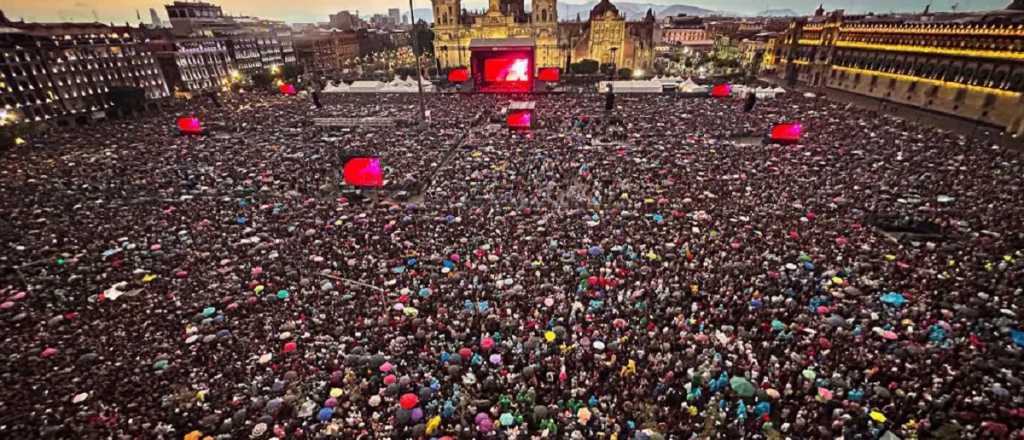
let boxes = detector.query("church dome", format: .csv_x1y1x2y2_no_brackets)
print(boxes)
590,0,619,19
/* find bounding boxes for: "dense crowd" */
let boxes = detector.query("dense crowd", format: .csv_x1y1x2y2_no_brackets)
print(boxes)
0,89,1022,440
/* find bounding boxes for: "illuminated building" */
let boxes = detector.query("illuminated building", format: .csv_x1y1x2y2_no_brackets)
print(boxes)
763,2,1024,135
0,11,168,126
430,0,655,73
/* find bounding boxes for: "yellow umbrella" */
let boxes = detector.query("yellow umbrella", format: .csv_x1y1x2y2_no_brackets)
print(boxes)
869,410,886,423
425,415,441,434
544,331,556,342
142,274,157,283
254,285,265,294
329,388,343,398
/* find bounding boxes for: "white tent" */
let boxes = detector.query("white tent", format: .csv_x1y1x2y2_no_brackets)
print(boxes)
322,82,350,93
597,80,662,94
348,81,385,93
678,78,707,94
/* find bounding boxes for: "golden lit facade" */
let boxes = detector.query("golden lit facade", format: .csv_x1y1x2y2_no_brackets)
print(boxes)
430,0,655,72
764,6,1024,135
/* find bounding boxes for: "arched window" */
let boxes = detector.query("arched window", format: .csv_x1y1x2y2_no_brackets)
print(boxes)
542,9,548,22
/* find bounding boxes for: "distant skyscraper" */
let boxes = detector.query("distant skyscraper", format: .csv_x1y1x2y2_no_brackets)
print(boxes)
150,8,163,27
388,8,401,26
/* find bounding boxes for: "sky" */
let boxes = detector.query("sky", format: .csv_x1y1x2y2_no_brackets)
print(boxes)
0,0,1013,25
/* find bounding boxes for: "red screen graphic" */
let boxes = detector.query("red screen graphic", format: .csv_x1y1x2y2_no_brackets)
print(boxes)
279,83,297,95
484,58,530,83
343,157,384,188
538,68,560,82
770,122,802,143
176,116,203,135
711,84,731,97
448,68,469,82
507,110,532,129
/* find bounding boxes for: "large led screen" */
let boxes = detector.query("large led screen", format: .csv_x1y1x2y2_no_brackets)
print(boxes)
507,110,532,129
484,58,531,83
769,122,803,143
176,116,203,135
343,157,384,188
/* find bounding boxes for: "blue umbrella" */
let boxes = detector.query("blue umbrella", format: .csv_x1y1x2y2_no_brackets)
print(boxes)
880,292,906,307
803,261,815,271
418,287,432,298
588,246,603,257
652,214,664,224
442,260,455,269
1012,329,1024,348
318,407,334,421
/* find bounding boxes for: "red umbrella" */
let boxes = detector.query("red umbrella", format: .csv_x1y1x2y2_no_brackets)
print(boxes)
399,393,419,410
282,342,297,353
458,347,472,359
481,337,494,350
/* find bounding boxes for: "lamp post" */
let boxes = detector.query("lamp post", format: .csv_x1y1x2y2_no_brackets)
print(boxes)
409,0,426,124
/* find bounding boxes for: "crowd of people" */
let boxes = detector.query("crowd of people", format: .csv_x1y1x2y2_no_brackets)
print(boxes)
0,89,1022,439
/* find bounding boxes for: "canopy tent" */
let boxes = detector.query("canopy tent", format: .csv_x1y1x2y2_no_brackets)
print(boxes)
597,80,663,94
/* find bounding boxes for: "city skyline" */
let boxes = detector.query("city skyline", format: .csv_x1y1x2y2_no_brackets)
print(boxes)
1,0,1015,25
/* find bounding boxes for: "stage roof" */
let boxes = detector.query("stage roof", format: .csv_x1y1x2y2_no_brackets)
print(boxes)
509,101,536,110
470,38,536,49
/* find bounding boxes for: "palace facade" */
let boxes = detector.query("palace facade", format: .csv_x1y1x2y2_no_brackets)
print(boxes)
430,0,656,73
763,2,1024,136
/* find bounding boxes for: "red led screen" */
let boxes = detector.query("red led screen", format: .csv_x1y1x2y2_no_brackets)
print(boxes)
538,67,561,82
769,122,803,143
711,84,732,98
176,116,203,135
343,157,384,188
507,110,532,129
279,83,297,95
448,68,469,82
484,58,531,83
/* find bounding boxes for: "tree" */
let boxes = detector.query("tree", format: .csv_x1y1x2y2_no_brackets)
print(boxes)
281,64,304,83
411,20,434,57
570,59,599,75
251,71,274,90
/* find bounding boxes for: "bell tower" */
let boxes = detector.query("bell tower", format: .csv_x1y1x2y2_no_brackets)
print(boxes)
532,0,557,24
432,0,461,26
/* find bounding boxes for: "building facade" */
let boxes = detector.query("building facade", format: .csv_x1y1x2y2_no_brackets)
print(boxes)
431,0,655,72
1,13,168,125
764,4,1024,135
146,30,233,94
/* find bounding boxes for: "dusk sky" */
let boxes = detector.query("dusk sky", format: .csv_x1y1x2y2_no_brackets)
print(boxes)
0,0,1012,25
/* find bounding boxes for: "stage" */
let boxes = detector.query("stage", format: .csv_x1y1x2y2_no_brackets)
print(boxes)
464,38,547,94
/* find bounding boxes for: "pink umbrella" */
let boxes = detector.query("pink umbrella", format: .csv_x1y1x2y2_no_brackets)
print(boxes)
282,341,298,353
818,387,833,400
835,236,848,246
379,361,394,373
881,331,898,340
480,337,495,350
40,347,58,358
730,241,741,250
383,374,397,385
0,301,14,310
449,254,460,262
251,266,263,277
7,292,26,301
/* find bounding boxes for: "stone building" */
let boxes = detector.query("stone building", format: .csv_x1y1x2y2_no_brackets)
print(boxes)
430,0,655,72
763,2,1024,136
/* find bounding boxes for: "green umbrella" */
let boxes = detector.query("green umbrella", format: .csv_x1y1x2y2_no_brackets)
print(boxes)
802,369,817,381
202,307,216,317
730,377,756,397
277,290,289,300
770,319,785,331
153,360,169,370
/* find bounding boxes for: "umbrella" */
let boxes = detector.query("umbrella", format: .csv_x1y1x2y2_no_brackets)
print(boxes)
379,361,394,372
765,388,780,399
400,393,419,410
729,377,755,397
282,341,297,353
880,330,898,340
770,319,785,331
533,405,549,419
817,387,833,400
489,354,502,365
481,337,495,350
411,407,424,422
383,374,397,385
873,386,891,399
802,369,816,381
869,410,887,423
880,292,907,307
499,413,514,426
368,395,381,407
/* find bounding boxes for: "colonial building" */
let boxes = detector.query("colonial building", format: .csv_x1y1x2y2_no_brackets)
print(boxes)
145,29,233,94
763,2,1024,136
0,11,168,126
430,0,655,72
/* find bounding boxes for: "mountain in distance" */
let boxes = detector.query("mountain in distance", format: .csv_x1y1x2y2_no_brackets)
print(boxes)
555,2,736,20
757,8,800,16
